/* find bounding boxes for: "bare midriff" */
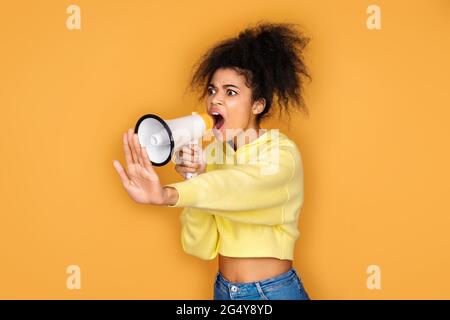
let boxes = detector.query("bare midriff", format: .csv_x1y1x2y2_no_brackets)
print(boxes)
218,254,293,283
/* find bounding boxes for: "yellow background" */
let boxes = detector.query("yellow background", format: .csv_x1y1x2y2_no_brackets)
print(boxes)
1,0,449,299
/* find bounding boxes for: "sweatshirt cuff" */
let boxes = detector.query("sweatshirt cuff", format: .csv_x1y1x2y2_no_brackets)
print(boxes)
165,181,194,208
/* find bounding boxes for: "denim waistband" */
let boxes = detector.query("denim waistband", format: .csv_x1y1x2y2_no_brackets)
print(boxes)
216,267,298,290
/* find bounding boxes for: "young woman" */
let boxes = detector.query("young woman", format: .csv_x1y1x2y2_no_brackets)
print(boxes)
113,21,312,300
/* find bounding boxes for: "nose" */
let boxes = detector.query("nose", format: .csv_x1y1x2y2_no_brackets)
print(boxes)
211,93,223,106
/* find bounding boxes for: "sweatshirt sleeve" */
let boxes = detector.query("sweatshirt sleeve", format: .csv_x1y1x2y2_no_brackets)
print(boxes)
165,144,300,225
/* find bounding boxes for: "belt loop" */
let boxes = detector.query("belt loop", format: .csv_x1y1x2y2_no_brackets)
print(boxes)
255,282,269,300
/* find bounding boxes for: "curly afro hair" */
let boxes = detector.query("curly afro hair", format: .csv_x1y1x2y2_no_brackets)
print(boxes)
189,21,312,124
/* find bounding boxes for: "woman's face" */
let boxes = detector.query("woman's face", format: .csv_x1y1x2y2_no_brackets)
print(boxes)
206,67,265,143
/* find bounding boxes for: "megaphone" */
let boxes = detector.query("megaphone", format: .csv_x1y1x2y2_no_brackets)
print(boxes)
134,112,213,178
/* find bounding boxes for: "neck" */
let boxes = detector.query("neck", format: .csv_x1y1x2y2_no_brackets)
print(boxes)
231,123,264,151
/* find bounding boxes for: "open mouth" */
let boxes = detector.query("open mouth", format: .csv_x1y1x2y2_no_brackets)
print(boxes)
211,112,225,130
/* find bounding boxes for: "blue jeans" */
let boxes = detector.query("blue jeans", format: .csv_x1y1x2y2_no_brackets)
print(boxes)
213,267,310,300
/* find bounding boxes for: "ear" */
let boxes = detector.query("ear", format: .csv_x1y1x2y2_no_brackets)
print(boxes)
251,98,266,115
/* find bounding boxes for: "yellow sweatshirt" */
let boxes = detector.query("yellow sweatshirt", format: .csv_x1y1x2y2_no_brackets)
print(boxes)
166,129,304,261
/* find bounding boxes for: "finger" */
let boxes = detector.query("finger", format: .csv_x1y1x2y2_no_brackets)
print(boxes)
179,146,198,162
190,145,202,160
123,132,133,166
127,129,139,164
183,145,195,155
173,154,183,165
113,160,130,186
133,133,144,167
177,165,198,173
175,163,188,172
179,160,200,168
175,165,185,175
174,148,190,164
190,144,201,154
182,152,201,163
174,148,183,160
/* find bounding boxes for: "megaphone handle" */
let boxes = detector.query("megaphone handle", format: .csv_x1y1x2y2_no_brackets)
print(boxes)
184,139,199,180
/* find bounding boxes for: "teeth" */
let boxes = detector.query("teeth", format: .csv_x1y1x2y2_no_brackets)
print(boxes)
212,112,219,115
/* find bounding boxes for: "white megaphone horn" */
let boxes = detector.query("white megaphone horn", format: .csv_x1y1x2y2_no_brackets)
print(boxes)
134,112,213,179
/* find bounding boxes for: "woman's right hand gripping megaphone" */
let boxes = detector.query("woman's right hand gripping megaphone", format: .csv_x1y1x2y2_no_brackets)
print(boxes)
174,143,207,179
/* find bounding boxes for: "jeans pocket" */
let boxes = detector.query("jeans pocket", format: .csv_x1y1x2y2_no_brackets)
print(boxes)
214,279,230,300
294,276,310,300
261,276,309,300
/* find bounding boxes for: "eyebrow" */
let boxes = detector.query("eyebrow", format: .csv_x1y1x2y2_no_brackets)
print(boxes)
208,83,240,90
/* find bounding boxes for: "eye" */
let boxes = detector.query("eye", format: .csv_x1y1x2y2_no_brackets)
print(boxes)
207,87,216,95
227,89,237,96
